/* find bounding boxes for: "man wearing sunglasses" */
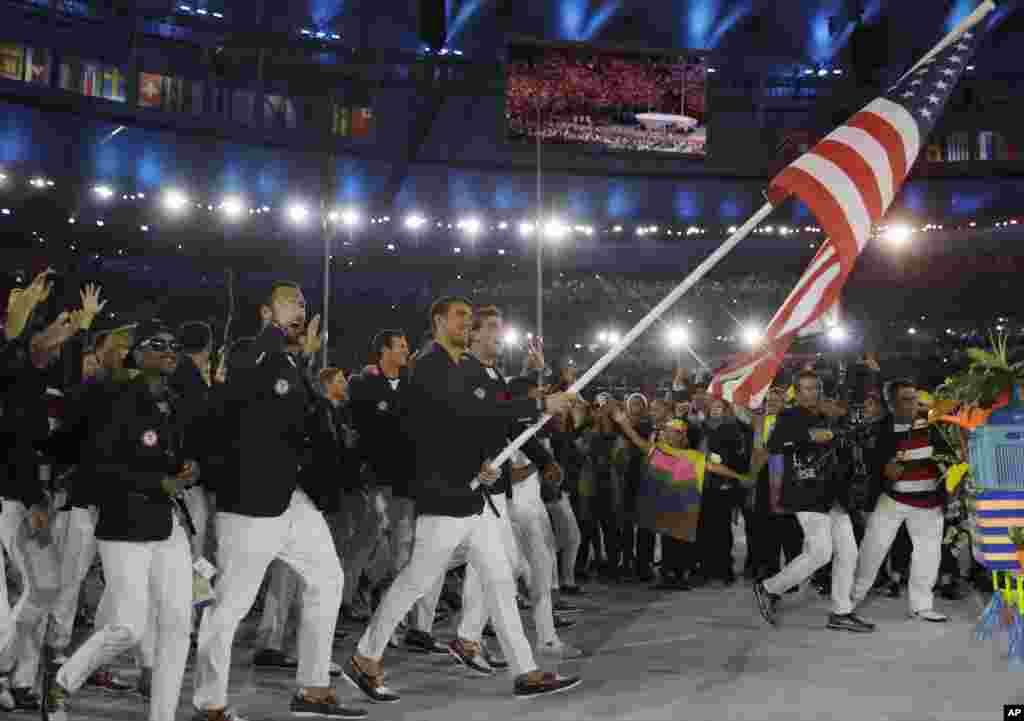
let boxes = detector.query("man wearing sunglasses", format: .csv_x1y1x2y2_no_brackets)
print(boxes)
47,319,198,721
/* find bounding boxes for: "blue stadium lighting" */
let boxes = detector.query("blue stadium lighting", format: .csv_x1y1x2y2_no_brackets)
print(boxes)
301,29,313,35
196,8,207,15
833,68,843,75
817,68,828,77
178,4,191,11
212,12,222,18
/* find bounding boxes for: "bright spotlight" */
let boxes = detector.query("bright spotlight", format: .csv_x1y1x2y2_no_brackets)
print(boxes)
458,217,482,236
908,327,918,336
287,203,310,225
884,224,912,246
162,188,189,213
518,221,535,237
503,328,520,346
607,331,621,345
336,208,360,227
29,177,49,189
404,213,426,230
543,218,568,241
93,185,114,200
741,326,763,347
219,195,244,220
597,331,609,344
827,325,848,343
667,326,689,348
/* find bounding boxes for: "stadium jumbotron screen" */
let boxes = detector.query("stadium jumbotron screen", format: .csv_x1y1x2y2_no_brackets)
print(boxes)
505,40,709,157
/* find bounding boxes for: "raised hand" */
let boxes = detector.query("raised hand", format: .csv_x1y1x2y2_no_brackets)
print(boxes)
303,315,322,357
78,283,107,330
5,268,54,340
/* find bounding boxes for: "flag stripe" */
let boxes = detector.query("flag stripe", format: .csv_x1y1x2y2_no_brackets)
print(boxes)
845,111,908,191
815,139,883,224
789,153,873,252
863,97,922,173
825,126,895,209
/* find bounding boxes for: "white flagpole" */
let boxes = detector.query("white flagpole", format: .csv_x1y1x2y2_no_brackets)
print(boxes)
892,0,995,86
471,200,776,488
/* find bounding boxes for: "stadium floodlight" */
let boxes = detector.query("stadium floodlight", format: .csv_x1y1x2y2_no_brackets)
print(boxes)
597,331,609,344
908,327,918,336
93,185,114,200
503,328,520,346
519,221,535,237
741,325,763,347
404,213,426,230
827,324,848,343
287,203,311,225
219,195,245,221
606,330,621,345
667,326,689,348
336,208,360,227
457,217,482,236
884,224,912,246
543,218,569,242
162,188,189,214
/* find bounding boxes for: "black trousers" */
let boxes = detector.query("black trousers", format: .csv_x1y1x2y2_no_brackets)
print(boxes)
662,536,698,577
697,485,741,580
751,513,804,579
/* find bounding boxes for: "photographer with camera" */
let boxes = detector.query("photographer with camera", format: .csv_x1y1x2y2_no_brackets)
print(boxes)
752,370,875,633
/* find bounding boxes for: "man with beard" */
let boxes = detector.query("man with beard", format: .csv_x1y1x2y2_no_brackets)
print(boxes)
344,297,580,702
47,320,196,721
191,282,365,721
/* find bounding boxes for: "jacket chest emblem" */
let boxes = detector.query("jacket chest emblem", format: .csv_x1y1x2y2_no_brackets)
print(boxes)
142,430,159,448
474,387,486,400
275,378,291,396
377,400,389,412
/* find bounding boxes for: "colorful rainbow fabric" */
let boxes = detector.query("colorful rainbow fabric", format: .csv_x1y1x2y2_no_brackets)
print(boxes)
634,446,705,543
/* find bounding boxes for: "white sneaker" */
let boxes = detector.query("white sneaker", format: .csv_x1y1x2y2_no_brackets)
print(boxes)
911,609,949,623
537,641,585,659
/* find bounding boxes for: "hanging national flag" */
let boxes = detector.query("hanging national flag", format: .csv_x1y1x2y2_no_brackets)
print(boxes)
709,1,995,409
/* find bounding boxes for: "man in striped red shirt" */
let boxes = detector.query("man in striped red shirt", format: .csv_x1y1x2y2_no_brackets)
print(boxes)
851,379,949,622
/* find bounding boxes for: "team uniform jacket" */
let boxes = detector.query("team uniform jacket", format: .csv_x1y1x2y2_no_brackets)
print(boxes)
402,342,541,518
462,354,554,500
348,365,413,498
85,375,188,542
216,325,315,517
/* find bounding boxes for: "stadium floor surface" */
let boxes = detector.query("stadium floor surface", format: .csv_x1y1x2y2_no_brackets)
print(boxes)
56,576,1015,721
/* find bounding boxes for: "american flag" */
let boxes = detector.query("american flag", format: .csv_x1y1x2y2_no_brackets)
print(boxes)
709,5,992,409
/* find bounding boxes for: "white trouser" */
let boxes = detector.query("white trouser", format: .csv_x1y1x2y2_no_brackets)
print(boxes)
413,493,525,635
0,499,61,688
378,488,416,577
763,508,858,615
852,494,944,614
490,475,559,645
57,518,191,721
357,502,537,677
457,492,533,643
194,489,343,711
94,568,157,670
546,491,581,589
258,559,301,652
50,507,98,652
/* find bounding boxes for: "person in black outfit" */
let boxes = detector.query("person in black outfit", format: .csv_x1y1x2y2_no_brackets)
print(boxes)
345,296,580,702
191,282,364,721
346,330,417,625
0,276,102,711
697,397,751,585
752,370,874,634
48,320,196,721
749,387,804,581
